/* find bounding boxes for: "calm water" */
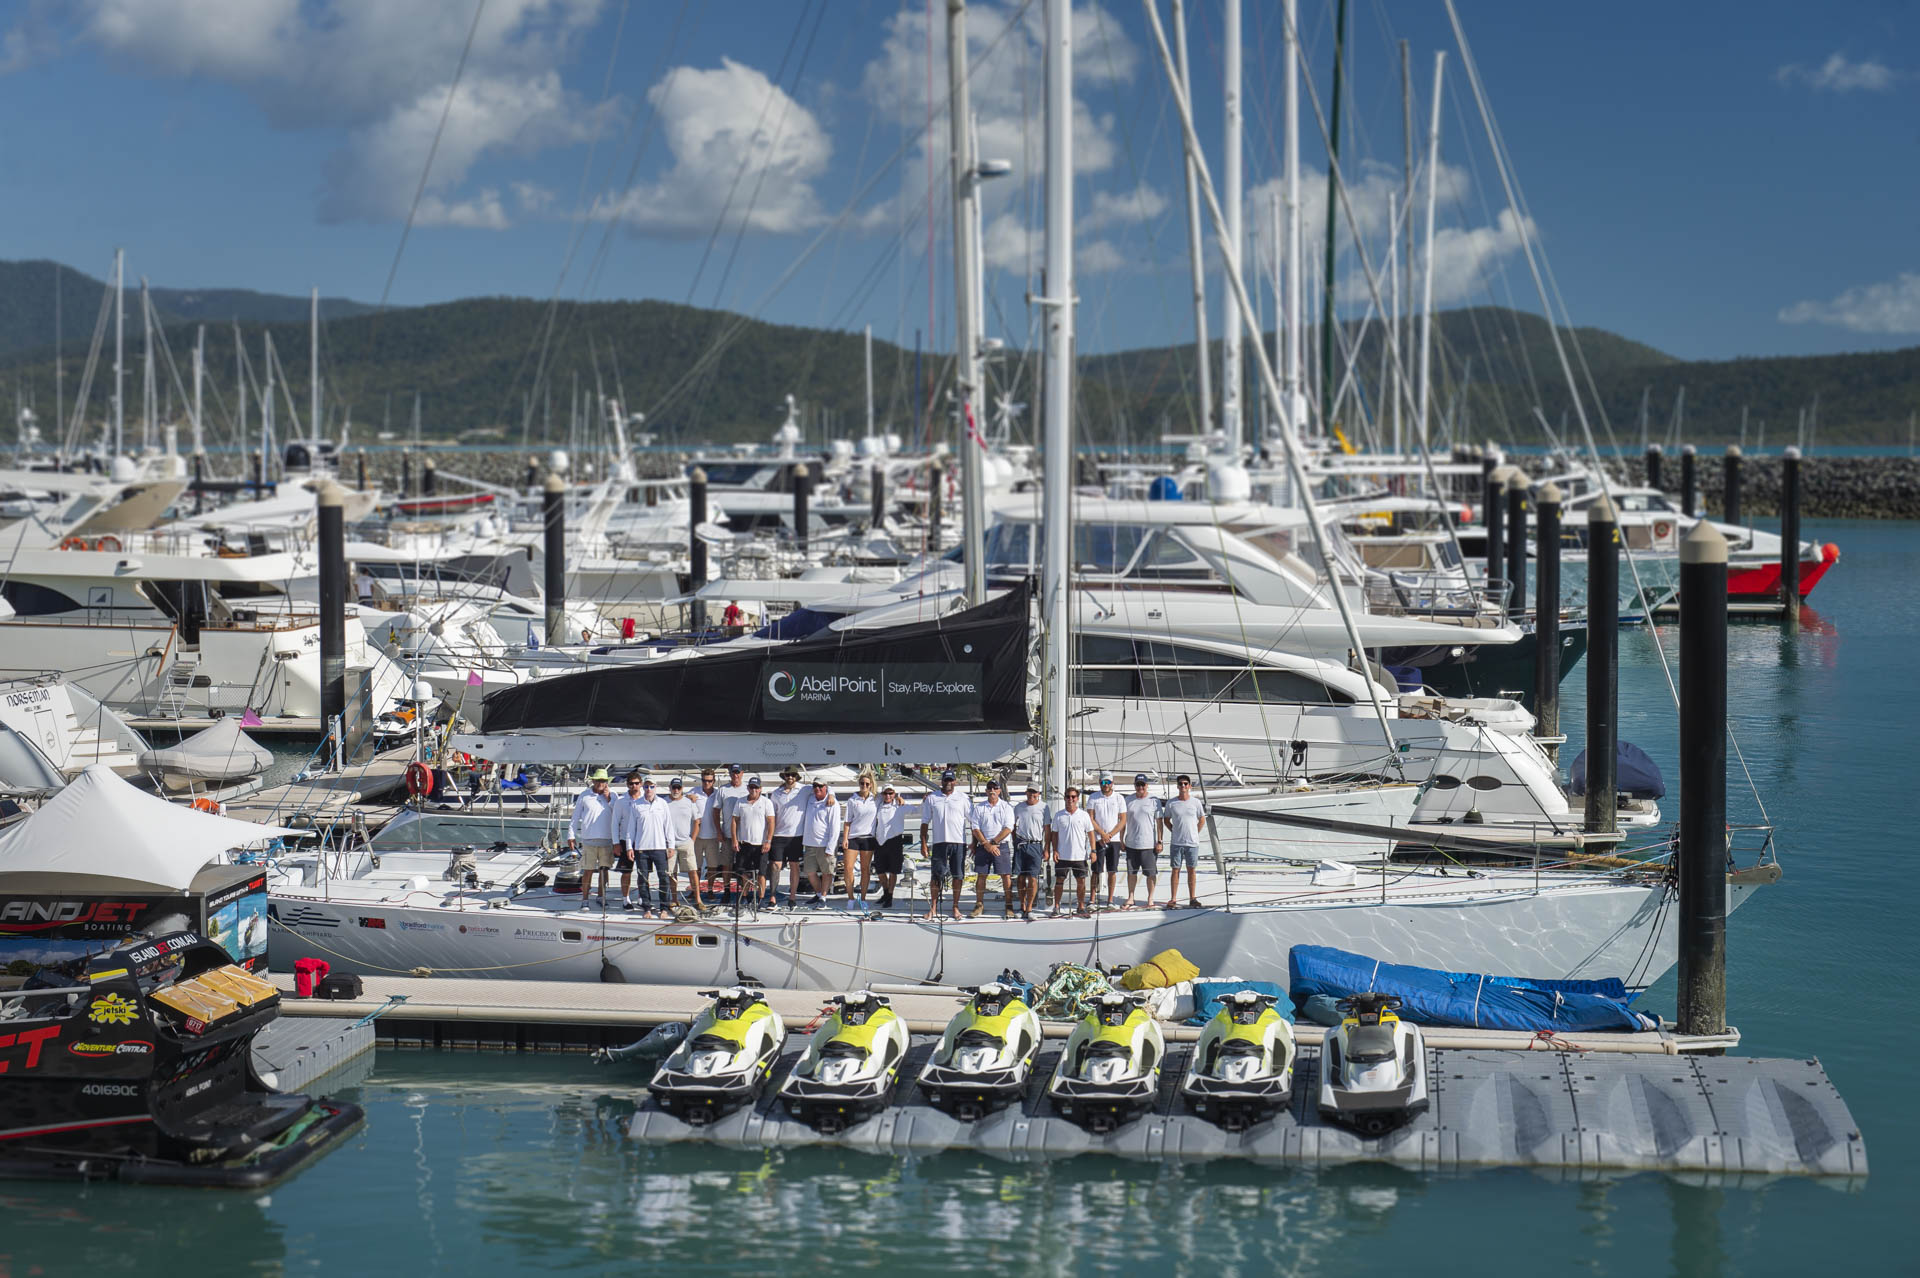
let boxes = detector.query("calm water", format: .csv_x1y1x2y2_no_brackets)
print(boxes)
2,519,1909,1276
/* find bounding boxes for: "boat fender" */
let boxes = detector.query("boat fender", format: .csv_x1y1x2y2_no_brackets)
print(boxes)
599,959,627,984
405,762,435,797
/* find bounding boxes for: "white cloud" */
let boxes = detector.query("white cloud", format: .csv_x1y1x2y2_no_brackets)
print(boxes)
1078,240,1129,274
1775,53,1900,92
1779,273,1920,333
69,0,614,227
1081,182,1167,233
591,58,831,238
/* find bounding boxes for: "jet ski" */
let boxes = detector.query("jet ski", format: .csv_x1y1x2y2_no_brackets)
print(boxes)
1316,992,1429,1136
916,982,1042,1120
777,991,908,1133
1179,990,1295,1131
1046,991,1163,1133
647,987,787,1125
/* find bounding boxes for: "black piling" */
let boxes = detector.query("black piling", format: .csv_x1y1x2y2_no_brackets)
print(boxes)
1677,520,1729,1037
356,451,367,493
1645,443,1663,493
402,452,413,498
1723,446,1743,527
870,462,886,530
1534,482,1563,755
1585,494,1619,835
793,462,811,558
318,482,347,752
1780,446,1802,623
929,459,945,551
543,473,567,645
192,453,205,515
688,466,709,633
1680,444,1697,518
1484,470,1507,613
525,457,540,490
422,457,437,497
1503,468,1528,616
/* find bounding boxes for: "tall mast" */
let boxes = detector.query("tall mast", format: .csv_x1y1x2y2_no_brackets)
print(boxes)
1416,52,1447,452
140,277,154,452
1172,0,1211,436
947,0,987,604
1318,0,1349,441
1220,0,1243,454
1040,0,1074,803
310,286,321,443
113,247,124,459
261,332,275,493
191,325,205,458
864,324,876,440
1387,194,1400,455
1400,39,1415,457
235,321,246,455
1282,0,1304,445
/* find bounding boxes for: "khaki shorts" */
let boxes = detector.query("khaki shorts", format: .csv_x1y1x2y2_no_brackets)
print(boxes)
579,840,616,873
671,840,698,875
699,836,730,871
803,845,837,879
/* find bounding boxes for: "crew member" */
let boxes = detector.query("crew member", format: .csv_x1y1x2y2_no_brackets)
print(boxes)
710,764,750,903
1047,786,1095,917
1086,773,1126,910
769,767,808,907
841,773,880,904
967,779,1015,919
871,783,909,910
1160,774,1207,910
801,777,843,907
568,767,616,911
1011,782,1049,921
918,769,970,921
667,777,702,910
1120,774,1162,911
730,776,776,906
609,771,644,910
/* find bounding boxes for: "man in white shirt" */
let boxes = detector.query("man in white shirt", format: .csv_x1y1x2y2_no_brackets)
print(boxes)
1086,773,1126,910
711,764,750,903
568,768,616,910
768,767,809,907
918,769,971,921
618,775,675,917
1160,774,1207,910
1011,782,1050,921
608,771,646,910
800,778,844,908
692,769,725,902
1047,786,1096,917
667,777,703,910
967,779,1016,919
730,777,776,905
1120,773,1162,911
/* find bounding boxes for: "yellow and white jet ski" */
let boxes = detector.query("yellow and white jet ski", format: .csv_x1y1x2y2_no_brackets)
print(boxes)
647,987,787,1124
916,982,1042,1120
777,991,909,1133
1179,990,1295,1130
1046,991,1163,1133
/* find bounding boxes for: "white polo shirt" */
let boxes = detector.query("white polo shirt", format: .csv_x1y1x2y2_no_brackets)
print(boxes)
1050,808,1095,861
920,788,972,843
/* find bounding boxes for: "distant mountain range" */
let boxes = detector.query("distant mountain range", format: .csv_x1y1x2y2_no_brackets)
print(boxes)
0,258,1912,447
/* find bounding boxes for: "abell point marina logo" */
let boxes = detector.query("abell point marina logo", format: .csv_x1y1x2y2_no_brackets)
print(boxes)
767,670,797,702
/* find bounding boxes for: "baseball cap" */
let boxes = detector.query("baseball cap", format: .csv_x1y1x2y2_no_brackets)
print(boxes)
985,779,1001,791
881,783,897,794
1025,783,1040,794
1133,773,1149,784
727,763,743,773
669,777,684,789
642,777,656,787
746,776,762,789
811,776,829,786
1098,773,1113,784
940,769,957,782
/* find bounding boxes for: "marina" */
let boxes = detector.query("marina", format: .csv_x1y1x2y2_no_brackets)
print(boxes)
0,0,1912,1272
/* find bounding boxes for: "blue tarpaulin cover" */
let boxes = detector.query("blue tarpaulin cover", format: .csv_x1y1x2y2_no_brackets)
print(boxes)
1186,980,1292,1026
1287,945,1654,1033
1567,740,1667,799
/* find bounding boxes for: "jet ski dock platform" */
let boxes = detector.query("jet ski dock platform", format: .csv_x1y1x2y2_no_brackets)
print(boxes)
626,1036,1866,1179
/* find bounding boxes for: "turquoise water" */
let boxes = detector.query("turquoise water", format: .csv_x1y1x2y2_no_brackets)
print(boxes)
1,519,1908,1276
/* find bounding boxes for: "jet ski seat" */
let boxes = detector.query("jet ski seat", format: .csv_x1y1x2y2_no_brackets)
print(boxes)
1345,1025,1397,1063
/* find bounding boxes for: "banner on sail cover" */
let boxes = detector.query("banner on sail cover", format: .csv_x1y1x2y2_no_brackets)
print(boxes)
761,663,982,723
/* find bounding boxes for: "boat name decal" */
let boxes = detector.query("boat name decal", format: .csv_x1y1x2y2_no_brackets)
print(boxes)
0,1026,62,1072
4,688,51,707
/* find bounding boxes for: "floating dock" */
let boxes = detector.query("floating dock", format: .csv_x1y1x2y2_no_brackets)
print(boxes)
627,1037,1866,1178
250,1016,378,1092
221,744,415,826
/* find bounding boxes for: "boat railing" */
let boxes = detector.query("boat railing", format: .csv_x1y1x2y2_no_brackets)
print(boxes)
1363,575,1510,624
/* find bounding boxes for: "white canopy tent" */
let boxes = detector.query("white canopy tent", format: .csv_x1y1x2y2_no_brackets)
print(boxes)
0,764,297,892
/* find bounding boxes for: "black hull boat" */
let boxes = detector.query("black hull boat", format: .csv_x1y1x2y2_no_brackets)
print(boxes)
0,932,362,1187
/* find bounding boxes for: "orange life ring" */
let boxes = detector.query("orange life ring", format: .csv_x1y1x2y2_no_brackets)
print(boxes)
59,537,88,551
404,761,435,797
1654,521,1673,540
93,535,122,552
191,796,222,814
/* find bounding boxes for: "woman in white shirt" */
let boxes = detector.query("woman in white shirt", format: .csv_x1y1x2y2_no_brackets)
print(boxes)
871,783,911,910
841,774,880,904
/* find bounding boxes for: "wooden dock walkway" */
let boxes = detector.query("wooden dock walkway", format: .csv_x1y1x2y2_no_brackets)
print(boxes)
223,744,416,827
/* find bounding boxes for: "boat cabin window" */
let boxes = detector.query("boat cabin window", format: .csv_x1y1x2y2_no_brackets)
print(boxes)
1074,636,1350,704
0,581,83,616
1130,531,1214,580
982,521,1034,570
1614,492,1675,514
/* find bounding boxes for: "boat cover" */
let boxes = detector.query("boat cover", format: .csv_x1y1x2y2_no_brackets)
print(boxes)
1567,740,1667,799
1286,945,1653,1033
137,717,274,782
480,580,1032,735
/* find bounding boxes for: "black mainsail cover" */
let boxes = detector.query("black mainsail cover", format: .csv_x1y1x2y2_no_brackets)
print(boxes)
479,581,1032,736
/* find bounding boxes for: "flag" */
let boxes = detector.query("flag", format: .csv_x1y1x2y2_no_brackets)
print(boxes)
240,709,263,727
467,671,483,687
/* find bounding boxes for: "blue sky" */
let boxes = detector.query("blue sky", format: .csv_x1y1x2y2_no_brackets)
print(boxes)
0,0,1914,364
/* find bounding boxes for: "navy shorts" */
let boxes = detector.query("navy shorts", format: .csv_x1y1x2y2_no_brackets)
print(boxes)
973,843,1011,875
848,835,878,853
1058,859,1089,878
1012,840,1044,877
1096,842,1120,874
1126,846,1159,877
769,835,803,863
929,842,965,884
873,837,906,874
1168,843,1200,870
